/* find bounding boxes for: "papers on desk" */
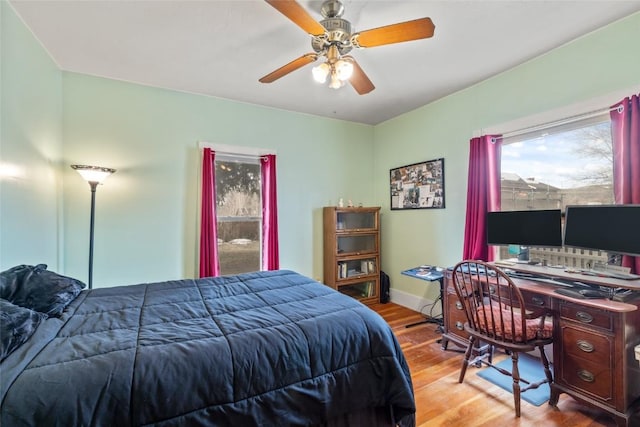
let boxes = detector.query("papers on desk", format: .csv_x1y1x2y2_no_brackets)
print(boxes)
402,267,444,281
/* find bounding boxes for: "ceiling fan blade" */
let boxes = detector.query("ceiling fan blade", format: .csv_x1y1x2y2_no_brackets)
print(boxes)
345,56,375,95
259,53,318,83
265,0,326,36
354,17,435,48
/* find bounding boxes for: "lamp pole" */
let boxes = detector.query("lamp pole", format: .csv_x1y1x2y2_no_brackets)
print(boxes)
71,165,116,290
88,181,98,289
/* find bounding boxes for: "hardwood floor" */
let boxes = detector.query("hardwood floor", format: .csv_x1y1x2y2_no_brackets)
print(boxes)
369,302,622,427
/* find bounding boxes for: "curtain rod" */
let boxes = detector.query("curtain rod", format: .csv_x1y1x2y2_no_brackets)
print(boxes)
500,104,623,140
198,142,276,159
214,151,269,160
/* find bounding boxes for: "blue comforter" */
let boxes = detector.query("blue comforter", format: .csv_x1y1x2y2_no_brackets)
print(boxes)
1,270,415,426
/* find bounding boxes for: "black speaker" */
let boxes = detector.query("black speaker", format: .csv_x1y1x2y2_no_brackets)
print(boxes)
380,271,390,303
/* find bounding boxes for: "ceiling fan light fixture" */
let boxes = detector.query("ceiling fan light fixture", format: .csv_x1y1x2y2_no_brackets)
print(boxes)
334,58,353,81
312,62,330,83
328,73,345,89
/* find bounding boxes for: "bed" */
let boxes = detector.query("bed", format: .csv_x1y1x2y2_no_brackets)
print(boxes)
1,267,415,426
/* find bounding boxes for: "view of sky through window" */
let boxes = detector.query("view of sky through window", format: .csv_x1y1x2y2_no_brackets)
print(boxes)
502,121,612,190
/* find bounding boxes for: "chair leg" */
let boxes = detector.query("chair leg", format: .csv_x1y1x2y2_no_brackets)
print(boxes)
538,345,553,385
459,336,475,383
511,352,521,417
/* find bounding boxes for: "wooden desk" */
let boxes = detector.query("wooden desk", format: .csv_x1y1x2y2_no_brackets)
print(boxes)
441,267,640,427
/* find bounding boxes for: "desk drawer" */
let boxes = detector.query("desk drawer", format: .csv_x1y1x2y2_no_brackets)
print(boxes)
560,301,613,331
562,326,614,365
521,289,550,309
445,294,468,339
560,353,613,402
561,325,612,364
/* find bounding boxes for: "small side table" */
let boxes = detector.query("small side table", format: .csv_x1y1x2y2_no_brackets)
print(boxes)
401,266,444,330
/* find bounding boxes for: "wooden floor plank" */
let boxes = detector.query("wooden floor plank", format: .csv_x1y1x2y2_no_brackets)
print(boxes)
368,302,621,427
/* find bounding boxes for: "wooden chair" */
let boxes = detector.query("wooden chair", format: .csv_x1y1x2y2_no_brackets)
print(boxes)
451,260,554,417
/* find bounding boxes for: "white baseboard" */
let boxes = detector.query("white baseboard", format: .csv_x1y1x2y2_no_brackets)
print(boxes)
390,288,442,317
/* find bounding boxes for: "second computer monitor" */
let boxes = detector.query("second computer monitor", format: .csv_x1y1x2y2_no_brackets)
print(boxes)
564,204,640,257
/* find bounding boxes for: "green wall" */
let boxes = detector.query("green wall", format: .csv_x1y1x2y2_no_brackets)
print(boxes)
1,1,63,270
374,12,640,306
61,75,374,286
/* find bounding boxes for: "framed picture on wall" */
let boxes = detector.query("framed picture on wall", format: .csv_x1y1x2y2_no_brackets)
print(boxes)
390,158,445,210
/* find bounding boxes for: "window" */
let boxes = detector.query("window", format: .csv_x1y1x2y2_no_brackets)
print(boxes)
215,155,262,275
499,113,614,268
200,147,278,278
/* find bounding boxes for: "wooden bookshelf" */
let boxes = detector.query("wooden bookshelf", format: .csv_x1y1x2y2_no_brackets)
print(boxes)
323,206,380,304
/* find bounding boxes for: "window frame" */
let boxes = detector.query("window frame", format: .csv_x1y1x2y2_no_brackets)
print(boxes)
496,113,614,269
198,142,276,276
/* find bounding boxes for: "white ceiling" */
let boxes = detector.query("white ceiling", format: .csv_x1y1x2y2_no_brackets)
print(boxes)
10,0,640,125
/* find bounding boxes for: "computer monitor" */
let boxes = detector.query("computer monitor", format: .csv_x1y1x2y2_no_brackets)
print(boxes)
563,205,640,257
487,210,563,261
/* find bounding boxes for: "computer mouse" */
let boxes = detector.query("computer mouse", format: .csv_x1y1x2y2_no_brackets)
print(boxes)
435,267,443,272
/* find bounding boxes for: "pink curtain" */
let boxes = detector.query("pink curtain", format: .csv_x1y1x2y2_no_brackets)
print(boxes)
462,135,502,261
261,154,279,270
610,94,640,273
199,148,220,277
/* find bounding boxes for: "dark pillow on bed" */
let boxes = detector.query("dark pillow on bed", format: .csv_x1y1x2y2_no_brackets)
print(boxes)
0,264,47,300
1,264,86,317
0,298,46,362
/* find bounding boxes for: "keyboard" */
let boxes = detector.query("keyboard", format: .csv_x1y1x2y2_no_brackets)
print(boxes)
523,277,565,286
506,271,563,284
506,271,598,289
527,277,583,288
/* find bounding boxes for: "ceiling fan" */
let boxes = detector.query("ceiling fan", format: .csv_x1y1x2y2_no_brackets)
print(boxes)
259,0,435,95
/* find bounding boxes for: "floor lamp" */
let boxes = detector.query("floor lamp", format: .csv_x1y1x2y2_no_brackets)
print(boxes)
71,165,116,289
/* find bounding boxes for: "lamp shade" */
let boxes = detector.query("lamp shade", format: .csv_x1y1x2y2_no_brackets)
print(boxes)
312,62,330,83
334,59,353,81
71,165,116,184
328,73,344,89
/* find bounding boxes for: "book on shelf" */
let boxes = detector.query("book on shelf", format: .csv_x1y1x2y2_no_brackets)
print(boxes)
338,262,347,279
360,260,369,274
362,281,373,297
368,281,375,297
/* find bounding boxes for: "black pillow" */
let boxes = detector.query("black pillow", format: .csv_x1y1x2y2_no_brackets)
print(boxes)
0,264,46,301
0,264,86,317
0,298,46,361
